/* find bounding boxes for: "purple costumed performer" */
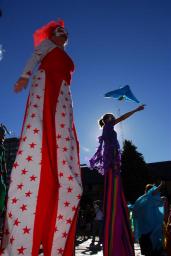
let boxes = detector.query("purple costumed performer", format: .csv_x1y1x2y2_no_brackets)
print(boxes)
90,104,145,256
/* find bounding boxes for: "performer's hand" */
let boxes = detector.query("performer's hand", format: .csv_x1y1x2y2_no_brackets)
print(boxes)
14,77,29,93
136,104,145,111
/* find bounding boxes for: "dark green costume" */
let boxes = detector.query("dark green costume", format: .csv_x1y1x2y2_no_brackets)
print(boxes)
0,126,7,213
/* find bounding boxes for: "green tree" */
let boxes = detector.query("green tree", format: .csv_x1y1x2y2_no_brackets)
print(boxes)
121,140,150,203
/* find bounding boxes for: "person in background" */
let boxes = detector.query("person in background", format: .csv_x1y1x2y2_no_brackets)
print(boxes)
90,200,103,249
133,181,165,256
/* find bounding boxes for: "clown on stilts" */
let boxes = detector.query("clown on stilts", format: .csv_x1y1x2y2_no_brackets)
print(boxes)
1,19,82,256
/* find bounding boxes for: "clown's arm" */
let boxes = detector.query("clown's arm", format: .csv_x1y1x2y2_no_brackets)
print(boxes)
14,39,54,93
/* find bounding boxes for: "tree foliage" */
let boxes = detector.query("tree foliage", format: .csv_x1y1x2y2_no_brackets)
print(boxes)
121,140,150,203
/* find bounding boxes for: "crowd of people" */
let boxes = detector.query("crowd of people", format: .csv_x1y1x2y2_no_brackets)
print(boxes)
0,18,170,256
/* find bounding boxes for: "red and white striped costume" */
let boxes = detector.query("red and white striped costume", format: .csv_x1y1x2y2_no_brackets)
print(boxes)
1,39,83,255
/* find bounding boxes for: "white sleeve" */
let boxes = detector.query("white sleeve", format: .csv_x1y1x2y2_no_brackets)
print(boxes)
21,39,54,78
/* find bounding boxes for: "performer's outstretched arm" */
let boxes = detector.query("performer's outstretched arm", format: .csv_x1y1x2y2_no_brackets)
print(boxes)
14,39,52,93
152,181,165,195
115,104,145,124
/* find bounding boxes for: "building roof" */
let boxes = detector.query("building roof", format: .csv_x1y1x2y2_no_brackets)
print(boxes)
147,161,171,180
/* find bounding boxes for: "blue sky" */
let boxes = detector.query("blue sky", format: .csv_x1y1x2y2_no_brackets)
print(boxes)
0,0,171,164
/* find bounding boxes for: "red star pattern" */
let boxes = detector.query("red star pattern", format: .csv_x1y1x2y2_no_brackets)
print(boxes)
23,226,31,234
64,201,70,207
67,187,72,193
62,231,68,238
36,94,41,99
61,112,66,117
68,175,73,181
33,104,38,108
21,169,28,175
26,124,31,129
8,211,13,218
10,236,15,244
59,172,63,177
12,197,18,204
57,248,64,255
29,142,36,148
26,155,33,162
17,246,26,255
63,147,68,152
25,191,32,197
31,113,36,118
62,160,66,165
13,162,19,168
3,78,83,254
57,134,61,139
65,136,70,141
66,218,72,224
60,123,65,128
72,206,77,212
18,150,23,155
17,183,24,190
58,214,63,220
20,204,27,212
22,136,27,142
54,226,58,232
14,218,20,226
33,128,39,134
30,175,37,181
77,194,81,200
5,229,9,235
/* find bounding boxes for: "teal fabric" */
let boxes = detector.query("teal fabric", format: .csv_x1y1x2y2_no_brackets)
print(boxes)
133,186,164,250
